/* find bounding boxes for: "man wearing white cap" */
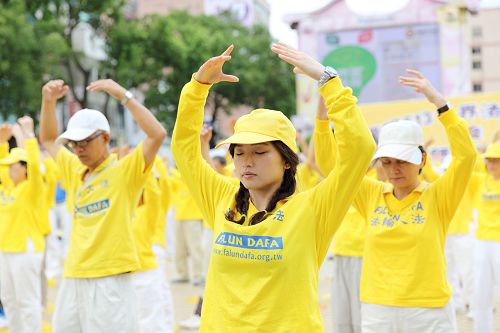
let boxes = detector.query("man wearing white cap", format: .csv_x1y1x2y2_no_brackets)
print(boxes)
39,79,166,333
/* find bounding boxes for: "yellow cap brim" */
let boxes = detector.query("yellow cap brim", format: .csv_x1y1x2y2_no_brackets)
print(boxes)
0,156,24,165
483,153,500,159
216,132,284,148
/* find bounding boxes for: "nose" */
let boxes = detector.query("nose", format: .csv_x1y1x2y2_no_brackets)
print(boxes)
73,145,86,154
242,154,254,167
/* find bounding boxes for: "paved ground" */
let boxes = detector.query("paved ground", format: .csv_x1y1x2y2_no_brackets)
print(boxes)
1,256,498,332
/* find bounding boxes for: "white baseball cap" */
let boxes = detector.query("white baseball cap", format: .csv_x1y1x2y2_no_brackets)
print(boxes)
56,109,110,144
372,120,423,165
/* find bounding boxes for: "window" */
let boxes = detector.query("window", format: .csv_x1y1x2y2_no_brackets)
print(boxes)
472,26,482,37
471,47,481,55
472,61,482,69
473,83,482,92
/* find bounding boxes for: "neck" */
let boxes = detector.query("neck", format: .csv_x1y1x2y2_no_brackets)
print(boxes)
393,179,419,200
13,178,27,186
87,152,110,173
248,184,281,211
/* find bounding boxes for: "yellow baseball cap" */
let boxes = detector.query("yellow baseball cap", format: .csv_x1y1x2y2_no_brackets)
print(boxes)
216,109,297,152
0,148,28,165
484,143,500,159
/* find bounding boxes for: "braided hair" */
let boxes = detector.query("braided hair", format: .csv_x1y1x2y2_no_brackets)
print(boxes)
225,141,299,226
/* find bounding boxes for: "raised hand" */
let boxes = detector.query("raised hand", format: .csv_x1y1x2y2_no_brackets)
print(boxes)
87,79,127,101
42,80,69,103
195,45,239,85
271,42,324,81
17,116,35,137
399,69,446,108
0,124,13,143
200,124,213,145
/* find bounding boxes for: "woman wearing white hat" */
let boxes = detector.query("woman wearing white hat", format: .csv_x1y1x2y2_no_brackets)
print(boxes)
171,43,376,332
350,70,477,332
471,143,500,333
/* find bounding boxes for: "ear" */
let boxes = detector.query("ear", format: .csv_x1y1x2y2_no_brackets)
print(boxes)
284,163,290,170
102,132,111,144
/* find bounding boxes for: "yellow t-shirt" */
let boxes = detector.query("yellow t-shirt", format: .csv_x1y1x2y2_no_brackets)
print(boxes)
152,157,171,247
353,108,477,307
56,143,151,278
171,76,376,332
43,157,59,209
296,163,322,192
169,168,204,221
0,144,14,189
0,138,46,252
472,172,500,240
314,118,366,257
132,173,160,271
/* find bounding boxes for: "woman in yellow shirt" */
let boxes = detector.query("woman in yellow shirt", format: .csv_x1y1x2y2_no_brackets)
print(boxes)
171,44,376,332
350,70,477,332
0,117,46,333
472,143,500,333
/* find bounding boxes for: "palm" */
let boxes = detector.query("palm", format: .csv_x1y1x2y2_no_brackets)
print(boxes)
195,45,239,85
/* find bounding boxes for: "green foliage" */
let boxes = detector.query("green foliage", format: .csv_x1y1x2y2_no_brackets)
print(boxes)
104,11,296,134
1,2,296,133
0,1,66,118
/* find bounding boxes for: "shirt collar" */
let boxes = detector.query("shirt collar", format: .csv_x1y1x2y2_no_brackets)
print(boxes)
383,181,428,194
78,154,117,180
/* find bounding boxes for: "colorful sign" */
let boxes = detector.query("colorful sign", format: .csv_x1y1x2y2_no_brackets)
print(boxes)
318,24,442,103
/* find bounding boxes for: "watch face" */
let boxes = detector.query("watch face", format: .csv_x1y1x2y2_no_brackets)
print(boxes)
326,67,337,77
125,91,133,99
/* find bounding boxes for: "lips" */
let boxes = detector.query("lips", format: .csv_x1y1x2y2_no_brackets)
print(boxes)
242,172,256,178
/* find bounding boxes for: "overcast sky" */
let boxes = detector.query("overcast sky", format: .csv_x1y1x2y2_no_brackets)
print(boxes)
267,0,330,47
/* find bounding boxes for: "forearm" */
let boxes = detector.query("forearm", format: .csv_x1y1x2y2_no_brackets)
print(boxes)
323,78,376,174
40,99,59,143
313,118,337,177
126,99,166,141
172,78,210,170
199,138,213,165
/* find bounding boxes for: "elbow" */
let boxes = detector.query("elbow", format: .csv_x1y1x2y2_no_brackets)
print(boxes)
152,126,167,145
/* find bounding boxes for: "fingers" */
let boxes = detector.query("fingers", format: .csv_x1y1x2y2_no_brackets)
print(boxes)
222,44,234,56
86,81,104,92
406,69,424,78
293,67,305,75
221,74,239,83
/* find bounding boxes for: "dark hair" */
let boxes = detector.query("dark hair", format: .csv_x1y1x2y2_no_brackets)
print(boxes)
213,155,227,167
418,145,426,175
225,141,299,226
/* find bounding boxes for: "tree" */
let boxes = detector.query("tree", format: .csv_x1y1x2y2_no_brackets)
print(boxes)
0,1,66,118
104,11,296,137
22,0,126,109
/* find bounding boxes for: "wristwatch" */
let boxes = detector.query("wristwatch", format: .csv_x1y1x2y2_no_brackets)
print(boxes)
121,90,134,105
319,66,338,86
437,102,451,115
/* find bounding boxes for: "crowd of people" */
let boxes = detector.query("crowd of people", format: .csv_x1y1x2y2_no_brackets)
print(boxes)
0,43,498,333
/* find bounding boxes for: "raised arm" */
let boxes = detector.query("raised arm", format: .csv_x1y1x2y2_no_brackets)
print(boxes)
400,69,477,222
39,80,69,158
313,97,337,177
272,43,376,261
171,45,240,228
86,80,166,167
